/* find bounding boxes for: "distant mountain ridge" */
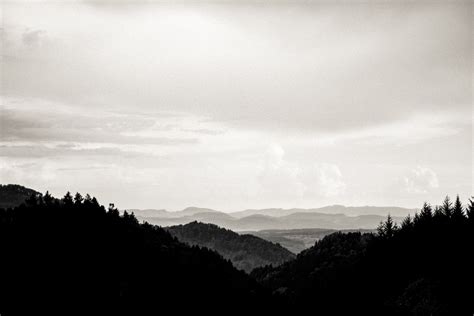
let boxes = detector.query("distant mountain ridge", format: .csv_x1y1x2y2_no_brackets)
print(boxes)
231,205,415,218
132,205,415,219
133,207,405,232
0,185,409,232
166,221,295,272
128,206,220,218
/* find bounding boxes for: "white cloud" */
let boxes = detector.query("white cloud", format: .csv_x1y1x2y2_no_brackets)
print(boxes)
404,166,439,194
2,3,471,134
1,3,471,210
0,157,57,185
312,110,471,147
258,145,305,198
258,145,345,199
304,163,346,197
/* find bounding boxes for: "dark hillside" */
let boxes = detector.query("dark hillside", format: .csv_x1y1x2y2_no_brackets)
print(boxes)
252,196,474,315
0,192,270,314
0,184,41,209
166,221,295,272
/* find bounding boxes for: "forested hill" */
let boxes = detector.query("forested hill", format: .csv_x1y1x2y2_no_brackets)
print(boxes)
166,222,295,272
0,192,270,314
0,184,41,209
252,196,474,315
1,187,473,315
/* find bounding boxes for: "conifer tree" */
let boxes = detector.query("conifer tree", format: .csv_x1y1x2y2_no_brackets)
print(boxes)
74,192,83,205
63,191,73,206
451,195,465,222
377,214,398,238
401,214,414,231
43,191,53,205
441,196,453,219
413,212,421,225
419,202,433,222
466,197,474,223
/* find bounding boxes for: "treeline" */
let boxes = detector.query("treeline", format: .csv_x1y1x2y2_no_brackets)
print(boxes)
252,195,474,315
1,190,473,315
0,191,270,314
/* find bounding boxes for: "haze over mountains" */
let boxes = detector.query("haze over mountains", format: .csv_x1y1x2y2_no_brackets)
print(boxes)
0,184,413,232
130,206,411,232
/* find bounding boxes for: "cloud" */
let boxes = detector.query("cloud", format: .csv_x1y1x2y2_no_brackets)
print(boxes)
319,110,471,146
0,158,57,185
258,145,305,198
258,145,345,199
0,144,137,158
2,3,471,135
404,167,439,194
303,163,346,197
1,3,471,210
0,97,224,147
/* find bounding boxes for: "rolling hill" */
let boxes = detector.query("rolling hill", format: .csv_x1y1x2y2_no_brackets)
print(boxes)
243,228,375,253
0,191,267,314
0,184,42,209
166,221,295,272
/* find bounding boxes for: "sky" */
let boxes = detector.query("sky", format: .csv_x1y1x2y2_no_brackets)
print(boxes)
1,1,472,212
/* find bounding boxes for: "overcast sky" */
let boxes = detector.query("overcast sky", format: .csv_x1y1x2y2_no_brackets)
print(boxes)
1,1,472,212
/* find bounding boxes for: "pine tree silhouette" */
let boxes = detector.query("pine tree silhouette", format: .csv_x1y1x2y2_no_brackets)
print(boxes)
63,191,73,206
452,195,465,222
441,196,453,219
420,202,432,220
377,214,398,238
466,197,474,223
74,192,83,205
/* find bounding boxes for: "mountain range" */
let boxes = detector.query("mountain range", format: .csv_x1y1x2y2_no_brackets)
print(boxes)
0,185,411,232
130,206,410,232
1,184,473,314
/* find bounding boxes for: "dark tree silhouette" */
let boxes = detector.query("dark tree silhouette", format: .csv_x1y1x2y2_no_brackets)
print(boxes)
63,191,73,206
401,214,414,231
377,214,398,238
467,197,474,222
74,192,83,205
419,202,433,221
452,195,465,222
441,195,453,219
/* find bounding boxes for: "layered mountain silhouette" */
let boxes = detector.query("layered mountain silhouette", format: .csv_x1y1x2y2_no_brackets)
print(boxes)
132,207,406,231
231,205,414,218
251,200,474,314
0,189,269,314
166,222,295,272
1,184,473,314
